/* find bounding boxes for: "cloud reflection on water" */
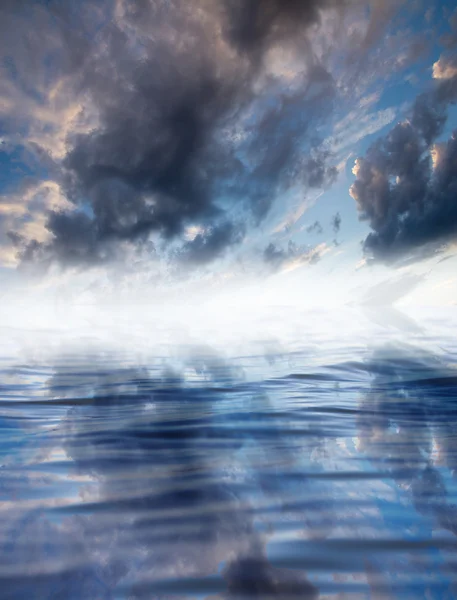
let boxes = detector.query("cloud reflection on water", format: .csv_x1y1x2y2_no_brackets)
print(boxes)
1,310,457,598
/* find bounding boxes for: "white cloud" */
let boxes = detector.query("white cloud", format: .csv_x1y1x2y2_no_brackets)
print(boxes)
332,106,397,155
432,56,457,80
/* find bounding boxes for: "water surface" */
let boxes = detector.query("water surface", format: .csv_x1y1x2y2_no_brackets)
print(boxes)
1,307,457,599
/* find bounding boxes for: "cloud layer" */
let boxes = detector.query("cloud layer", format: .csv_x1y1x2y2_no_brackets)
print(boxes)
2,0,344,271
0,0,447,274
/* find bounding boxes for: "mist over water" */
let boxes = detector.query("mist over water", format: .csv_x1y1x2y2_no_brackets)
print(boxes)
1,305,457,599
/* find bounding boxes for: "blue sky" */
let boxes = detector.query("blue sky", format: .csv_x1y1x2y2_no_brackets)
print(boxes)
1,0,457,306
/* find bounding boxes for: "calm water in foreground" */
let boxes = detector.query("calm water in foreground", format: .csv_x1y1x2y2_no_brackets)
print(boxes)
1,306,457,599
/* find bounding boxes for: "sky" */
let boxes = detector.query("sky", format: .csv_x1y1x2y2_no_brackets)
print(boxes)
1,0,457,309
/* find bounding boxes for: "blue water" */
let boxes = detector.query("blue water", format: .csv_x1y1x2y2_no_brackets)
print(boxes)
1,308,457,599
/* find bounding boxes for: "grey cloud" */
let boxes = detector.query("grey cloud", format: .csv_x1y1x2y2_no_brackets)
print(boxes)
331,212,341,234
340,3,430,100
440,8,457,49
176,221,246,267
303,145,338,188
263,242,290,267
350,76,457,262
358,0,402,52
263,239,324,270
306,220,323,234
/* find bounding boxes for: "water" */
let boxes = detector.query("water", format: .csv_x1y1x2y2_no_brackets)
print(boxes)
1,306,457,599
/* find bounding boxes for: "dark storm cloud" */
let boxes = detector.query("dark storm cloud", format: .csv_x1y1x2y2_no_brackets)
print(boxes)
2,0,341,270
223,0,334,59
8,211,110,271
350,76,457,262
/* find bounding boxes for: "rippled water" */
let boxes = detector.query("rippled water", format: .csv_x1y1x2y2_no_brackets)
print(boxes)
2,307,457,599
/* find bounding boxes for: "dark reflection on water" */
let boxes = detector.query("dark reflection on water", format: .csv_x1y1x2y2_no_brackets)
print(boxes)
1,326,457,599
